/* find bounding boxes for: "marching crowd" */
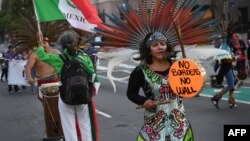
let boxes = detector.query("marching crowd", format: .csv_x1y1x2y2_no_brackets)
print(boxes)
211,33,250,109
0,31,250,141
0,0,249,140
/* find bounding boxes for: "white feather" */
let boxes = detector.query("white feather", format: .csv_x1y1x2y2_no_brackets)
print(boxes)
96,48,138,93
96,45,231,92
175,44,231,76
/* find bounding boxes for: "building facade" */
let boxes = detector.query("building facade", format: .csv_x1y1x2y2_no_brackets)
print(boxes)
91,0,250,24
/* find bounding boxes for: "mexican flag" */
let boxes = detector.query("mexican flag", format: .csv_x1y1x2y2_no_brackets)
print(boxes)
71,0,107,30
33,0,100,32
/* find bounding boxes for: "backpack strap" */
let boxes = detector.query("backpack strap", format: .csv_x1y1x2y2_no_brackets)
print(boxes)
59,53,68,62
60,52,91,73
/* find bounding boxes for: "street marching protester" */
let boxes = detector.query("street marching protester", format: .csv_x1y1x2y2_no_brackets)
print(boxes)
1,0,249,141
7,59,27,85
3,0,105,141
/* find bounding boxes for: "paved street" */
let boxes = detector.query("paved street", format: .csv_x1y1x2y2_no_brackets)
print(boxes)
0,82,45,141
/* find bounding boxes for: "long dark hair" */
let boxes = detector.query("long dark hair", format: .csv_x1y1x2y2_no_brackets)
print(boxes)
57,31,81,56
134,32,173,64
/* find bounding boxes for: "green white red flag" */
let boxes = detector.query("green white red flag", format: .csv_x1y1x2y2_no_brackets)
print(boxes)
33,0,102,32
71,0,107,30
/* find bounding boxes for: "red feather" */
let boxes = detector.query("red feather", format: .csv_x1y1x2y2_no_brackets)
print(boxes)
95,0,219,48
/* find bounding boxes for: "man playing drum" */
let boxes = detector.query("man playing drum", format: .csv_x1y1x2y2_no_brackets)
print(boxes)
25,36,65,140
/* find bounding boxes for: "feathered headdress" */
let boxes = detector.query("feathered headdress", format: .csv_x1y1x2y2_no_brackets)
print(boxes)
9,12,95,57
95,0,220,53
212,0,238,37
9,12,70,56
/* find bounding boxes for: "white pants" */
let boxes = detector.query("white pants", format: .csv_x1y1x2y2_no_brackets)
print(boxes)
59,98,92,141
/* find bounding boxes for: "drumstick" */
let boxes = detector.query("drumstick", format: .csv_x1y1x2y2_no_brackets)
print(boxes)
25,76,60,86
25,78,42,86
34,75,58,81
25,75,58,82
136,100,172,109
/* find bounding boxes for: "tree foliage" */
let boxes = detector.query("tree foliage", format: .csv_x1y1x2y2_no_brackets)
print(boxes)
1,0,92,56
0,0,33,39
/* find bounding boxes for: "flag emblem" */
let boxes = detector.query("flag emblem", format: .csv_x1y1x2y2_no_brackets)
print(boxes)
66,0,77,9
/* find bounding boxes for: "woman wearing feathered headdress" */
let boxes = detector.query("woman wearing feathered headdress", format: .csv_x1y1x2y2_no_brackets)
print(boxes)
127,32,194,140
95,0,220,140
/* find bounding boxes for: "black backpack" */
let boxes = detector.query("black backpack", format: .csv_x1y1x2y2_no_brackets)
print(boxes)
59,54,91,105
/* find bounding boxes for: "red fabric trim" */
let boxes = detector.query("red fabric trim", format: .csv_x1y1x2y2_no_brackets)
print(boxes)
90,100,99,141
37,78,59,86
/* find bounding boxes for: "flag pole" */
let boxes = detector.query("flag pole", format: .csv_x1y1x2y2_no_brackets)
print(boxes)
173,21,186,58
32,0,43,44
